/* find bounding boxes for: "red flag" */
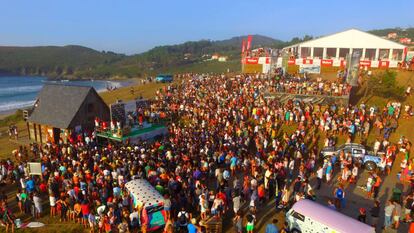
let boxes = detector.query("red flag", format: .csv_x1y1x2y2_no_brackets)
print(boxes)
246,35,252,51
241,39,246,55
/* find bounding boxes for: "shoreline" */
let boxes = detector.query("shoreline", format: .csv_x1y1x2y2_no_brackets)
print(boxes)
0,78,139,119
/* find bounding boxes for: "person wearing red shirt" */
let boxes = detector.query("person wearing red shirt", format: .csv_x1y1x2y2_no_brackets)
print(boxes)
39,182,47,193
81,201,90,227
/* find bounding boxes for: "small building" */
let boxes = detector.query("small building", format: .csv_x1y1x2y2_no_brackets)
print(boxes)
388,32,397,39
27,84,110,144
218,56,227,62
211,54,219,60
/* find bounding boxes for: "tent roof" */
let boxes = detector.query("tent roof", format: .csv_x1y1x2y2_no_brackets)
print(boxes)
125,179,164,208
285,28,406,49
292,199,374,233
28,84,94,129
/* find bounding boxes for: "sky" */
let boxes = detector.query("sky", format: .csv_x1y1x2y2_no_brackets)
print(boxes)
0,0,413,55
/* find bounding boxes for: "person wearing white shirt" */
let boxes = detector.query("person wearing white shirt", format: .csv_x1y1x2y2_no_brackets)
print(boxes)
316,166,323,190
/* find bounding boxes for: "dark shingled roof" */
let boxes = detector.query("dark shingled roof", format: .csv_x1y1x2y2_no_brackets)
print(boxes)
28,84,94,129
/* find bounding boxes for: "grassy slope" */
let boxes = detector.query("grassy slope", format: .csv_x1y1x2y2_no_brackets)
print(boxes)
161,59,241,74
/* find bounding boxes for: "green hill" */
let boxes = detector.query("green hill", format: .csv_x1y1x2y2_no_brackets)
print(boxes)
0,35,280,78
0,28,411,79
0,45,124,77
368,27,414,39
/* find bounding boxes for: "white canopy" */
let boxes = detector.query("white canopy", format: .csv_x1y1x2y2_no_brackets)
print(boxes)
286,29,406,50
125,179,164,208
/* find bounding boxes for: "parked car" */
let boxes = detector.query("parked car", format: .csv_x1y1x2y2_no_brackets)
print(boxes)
155,74,173,83
320,143,381,171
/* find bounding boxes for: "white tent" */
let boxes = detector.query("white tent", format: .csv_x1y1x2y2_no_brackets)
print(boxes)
283,29,407,67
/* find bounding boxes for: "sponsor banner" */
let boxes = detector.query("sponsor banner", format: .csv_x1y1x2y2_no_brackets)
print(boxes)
28,162,42,175
288,59,296,65
321,59,333,66
389,61,399,68
406,51,414,62
341,60,347,67
359,60,371,67
276,57,283,68
303,59,313,64
295,59,303,65
262,64,271,73
379,60,389,68
313,59,321,66
371,60,379,68
258,57,269,64
299,64,321,74
332,59,341,67
347,50,361,86
245,57,259,64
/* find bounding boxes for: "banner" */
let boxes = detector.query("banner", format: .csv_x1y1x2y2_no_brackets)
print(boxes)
110,102,126,126
303,59,313,64
359,60,371,67
258,57,270,64
282,51,291,70
332,59,341,67
28,162,42,175
346,50,361,86
371,60,379,68
245,57,259,64
312,59,321,66
246,35,252,51
321,59,333,66
379,60,389,68
299,64,321,74
287,59,296,65
276,57,283,68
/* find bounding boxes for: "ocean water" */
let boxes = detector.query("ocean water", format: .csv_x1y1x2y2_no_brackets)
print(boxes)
0,76,124,113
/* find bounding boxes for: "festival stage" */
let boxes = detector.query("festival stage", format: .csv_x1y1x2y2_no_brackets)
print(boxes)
96,123,168,143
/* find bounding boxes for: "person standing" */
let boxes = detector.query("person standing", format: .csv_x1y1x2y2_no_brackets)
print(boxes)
403,192,414,223
357,208,366,223
0,202,15,233
325,162,333,184
373,174,382,199
163,194,171,220
233,211,243,233
33,192,42,219
369,201,380,228
265,219,279,233
279,222,290,233
334,185,345,210
232,193,241,216
393,200,402,230
187,219,200,233
246,213,255,233
316,166,323,190
384,200,395,229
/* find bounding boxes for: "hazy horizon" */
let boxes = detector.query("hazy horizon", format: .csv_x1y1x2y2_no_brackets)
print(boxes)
0,0,413,54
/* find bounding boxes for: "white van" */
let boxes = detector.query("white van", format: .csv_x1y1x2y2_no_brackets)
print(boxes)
286,199,375,233
125,179,166,231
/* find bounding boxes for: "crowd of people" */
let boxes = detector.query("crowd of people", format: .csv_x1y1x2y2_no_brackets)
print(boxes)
0,72,413,233
268,75,352,96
